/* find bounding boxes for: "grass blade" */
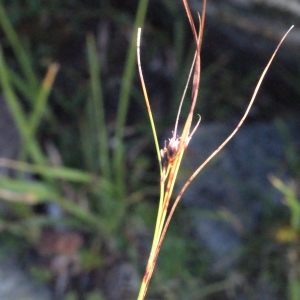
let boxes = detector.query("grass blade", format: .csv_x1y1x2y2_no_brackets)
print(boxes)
0,46,46,164
113,0,150,199
0,3,38,90
86,34,111,180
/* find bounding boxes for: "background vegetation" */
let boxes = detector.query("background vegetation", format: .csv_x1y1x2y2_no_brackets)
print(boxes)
0,0,299,299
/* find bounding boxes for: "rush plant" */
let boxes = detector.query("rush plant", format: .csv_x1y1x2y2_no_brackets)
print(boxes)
136,0,293,299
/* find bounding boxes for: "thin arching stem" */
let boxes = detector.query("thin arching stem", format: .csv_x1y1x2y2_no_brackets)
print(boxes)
158,25,294,261
174,42,198,137
137,28,162,176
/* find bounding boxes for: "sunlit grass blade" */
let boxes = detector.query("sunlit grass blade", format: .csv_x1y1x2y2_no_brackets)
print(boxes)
0,158,97,183
17,63,60,162
28,63,60,134
269,175,300,230
136,28,162,174
0,175,58,204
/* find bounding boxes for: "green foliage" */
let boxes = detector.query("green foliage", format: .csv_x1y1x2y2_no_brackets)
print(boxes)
0,1,297,299
270,175,300,300
0,0,151,229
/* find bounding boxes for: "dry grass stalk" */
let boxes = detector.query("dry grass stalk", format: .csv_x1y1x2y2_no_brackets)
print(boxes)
136,0,293,298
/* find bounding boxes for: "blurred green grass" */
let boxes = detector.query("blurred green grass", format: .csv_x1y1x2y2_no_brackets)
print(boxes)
0,0,206,298
0,1,299,299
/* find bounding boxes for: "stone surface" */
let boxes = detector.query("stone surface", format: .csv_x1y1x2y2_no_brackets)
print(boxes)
178,118,300,273
0,257,51,300
189,0,300,61
0,95,51,299
104,261,140,300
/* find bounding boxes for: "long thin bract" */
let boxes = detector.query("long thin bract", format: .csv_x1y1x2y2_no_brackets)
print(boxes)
158,24,294,259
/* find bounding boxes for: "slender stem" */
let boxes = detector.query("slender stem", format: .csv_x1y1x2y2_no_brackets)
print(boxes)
137,28,162,176
113,0,150,199
0,46,46,164
87,34,112,180
153,25,295,284
137,0,293,297
0,3,38,90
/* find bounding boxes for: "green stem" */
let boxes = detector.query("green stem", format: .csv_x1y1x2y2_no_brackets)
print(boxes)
0,3,38,90
0,46,46,164
113,0,150,200
87,34,112,180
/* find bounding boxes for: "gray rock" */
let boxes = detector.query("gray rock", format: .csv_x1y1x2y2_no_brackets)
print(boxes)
0,95,51,299
104,261,140,300
178,119,299,273
0,257,51,300
189,0,299,61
